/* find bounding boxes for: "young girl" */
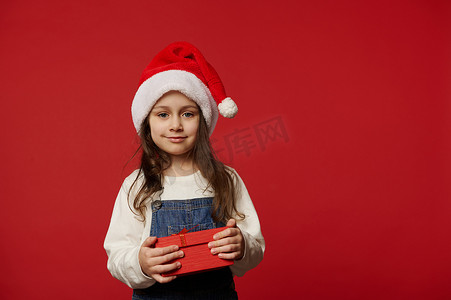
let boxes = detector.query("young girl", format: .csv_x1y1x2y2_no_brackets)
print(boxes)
104,42,265,299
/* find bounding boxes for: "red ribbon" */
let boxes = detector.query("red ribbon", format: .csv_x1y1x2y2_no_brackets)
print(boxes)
171,224,199,247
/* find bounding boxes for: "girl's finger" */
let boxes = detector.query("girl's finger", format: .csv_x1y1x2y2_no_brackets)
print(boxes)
213,227,240,240
151,261,182,275
208,237,238,249
210,243,239,255
217,251,240,260
150,250,184,265
211,219,237,240
141,236,158,248
226,219,237,228
150,245,180,257
151,273,177,284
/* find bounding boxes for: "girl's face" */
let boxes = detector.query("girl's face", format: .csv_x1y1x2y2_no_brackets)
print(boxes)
148,91,200,160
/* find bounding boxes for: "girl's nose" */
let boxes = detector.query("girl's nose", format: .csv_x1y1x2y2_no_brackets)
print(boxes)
169,117,183,131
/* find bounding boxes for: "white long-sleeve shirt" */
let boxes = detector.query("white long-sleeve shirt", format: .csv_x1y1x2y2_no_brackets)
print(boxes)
104,169,265,289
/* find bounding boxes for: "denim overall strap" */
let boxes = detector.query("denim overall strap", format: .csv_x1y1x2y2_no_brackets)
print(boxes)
132,198,238,300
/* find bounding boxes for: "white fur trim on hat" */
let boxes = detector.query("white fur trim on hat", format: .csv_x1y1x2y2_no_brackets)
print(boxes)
131,70,219,135
218,97,238,118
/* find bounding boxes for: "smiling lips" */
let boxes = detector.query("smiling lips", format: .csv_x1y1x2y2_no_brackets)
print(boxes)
166,136,187,143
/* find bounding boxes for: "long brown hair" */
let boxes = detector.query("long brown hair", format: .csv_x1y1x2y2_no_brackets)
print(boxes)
128,107,244,223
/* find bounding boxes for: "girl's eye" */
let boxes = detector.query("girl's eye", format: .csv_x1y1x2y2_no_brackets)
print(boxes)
157,113,169,118
182,112,194,118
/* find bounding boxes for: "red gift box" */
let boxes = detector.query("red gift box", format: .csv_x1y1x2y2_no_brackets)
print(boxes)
154,227,233,277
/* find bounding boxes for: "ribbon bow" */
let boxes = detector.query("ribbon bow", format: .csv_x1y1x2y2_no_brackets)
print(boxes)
171,225,199,247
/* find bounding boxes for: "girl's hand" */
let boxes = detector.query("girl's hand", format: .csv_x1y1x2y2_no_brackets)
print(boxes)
208,219,245,260
138,236,184,283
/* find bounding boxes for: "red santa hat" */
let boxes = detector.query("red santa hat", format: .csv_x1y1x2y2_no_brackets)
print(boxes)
131,41,238,135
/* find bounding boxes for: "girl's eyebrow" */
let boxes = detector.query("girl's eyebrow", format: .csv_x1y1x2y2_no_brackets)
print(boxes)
153,105,199,110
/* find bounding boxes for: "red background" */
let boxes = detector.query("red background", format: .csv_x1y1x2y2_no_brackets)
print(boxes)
1,1,450,299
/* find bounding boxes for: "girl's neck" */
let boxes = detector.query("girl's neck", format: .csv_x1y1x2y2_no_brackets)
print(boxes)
164,155,197,177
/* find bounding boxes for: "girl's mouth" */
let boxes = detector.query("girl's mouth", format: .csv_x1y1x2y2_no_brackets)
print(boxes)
167,137,187,143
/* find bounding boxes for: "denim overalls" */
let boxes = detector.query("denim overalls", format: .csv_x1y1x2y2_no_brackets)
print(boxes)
132,197,238,300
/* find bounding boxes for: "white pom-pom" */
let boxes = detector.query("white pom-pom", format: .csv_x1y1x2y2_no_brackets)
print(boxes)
218,97,238,118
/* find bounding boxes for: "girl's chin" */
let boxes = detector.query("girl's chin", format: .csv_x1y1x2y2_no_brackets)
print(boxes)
167,151,194,159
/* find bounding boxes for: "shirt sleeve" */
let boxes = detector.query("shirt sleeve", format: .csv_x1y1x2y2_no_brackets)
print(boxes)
104,173,156,289
229,170,265,276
